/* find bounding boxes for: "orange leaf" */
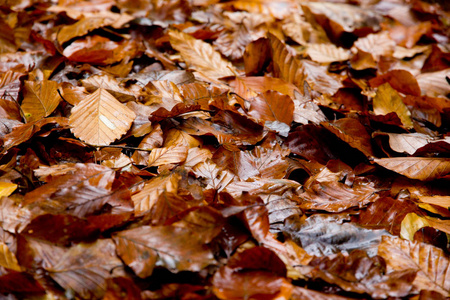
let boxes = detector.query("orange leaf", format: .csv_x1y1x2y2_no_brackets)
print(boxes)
21,80,61,122
373,83,413,129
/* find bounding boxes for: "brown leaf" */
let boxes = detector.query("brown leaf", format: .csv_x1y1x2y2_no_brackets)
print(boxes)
300,181,380,212
0,242,21,271
400,213,450,241
169,30,236,80
69,88,136,146
47,239,124,299
373,157,450,181
322,118,374,157
247,90,294,126
369,69,421,97
229,0,297,19
131,172,181,216
416,69,450,98
378,235,450,296
114,225,216,276
23,163,120,218
147,146,188,167
307,43,350,63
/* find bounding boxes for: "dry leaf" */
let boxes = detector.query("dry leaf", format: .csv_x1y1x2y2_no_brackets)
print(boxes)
69,88,136,145
307,43,350,63
169,30,236,80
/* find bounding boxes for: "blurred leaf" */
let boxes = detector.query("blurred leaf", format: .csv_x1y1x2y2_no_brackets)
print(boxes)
0,242,21,271
229,0,297,19
169,30,236,80
0,182,17,197
307,43,350,63
69,88,136,145
378,235,450,297
369,70,421,97
21,80,61,122
373,157,450,181
416,69,450,98
373,83,413,129
47,239,124,299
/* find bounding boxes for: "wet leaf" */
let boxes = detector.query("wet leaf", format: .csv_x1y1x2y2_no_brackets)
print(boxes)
46,239,124,299
401,212,450,241
378,235,450,297
373,157,450,181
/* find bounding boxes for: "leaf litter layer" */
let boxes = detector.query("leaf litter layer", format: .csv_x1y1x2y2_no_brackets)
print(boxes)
0,0,450,299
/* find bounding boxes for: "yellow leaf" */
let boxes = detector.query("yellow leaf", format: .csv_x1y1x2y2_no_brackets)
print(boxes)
69,88,136,145
373,83,413,129
0,182,17,197
401,213,450,241
0,242,22,271
169,30,236,80
21,80,61,122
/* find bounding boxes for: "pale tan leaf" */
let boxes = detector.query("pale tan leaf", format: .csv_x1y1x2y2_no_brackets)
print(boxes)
376,132,433,155
303,2,381,33
416,69,450,98
0,242,21,271
131,172,181,216
353,32,396,60
0,182,17,197
145,80,184,111
393,45,430,59
192,160,235,191
131,124,164,165
373,157,450,181
307,43,350,63
378,235,450,296
69,88,136,146
147,146,188,167
373,83,413,129
184,147,213,168
81,74,139,103
21,80,61,122
401,213,450,241
292,95,327,125
282,12,329,46
169,30,236,80
101,153,132,169
229,0,297,19
300,60,342,95
417,195,450,209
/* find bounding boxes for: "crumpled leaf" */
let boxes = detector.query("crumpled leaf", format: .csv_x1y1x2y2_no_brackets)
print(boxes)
192,159,235,191
46,239,124,299
169,30,236,80
378,235,450,297
69,88,136,145
373,83,413,129
373,157,450,181
308,249,415,298
21,80,61,122
283,214,390,257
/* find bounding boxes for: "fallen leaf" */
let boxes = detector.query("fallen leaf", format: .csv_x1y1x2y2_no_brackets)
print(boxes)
378,235,450,297
20,80,61,122
69,88,136,145
373,157,450,181
401,212,450,241
373,83,414,129
169,30,236,80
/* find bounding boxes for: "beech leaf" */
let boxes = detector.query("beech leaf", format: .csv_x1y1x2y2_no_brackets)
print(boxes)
169,30,236,80
21,80,61,122
0,242,22,271
69,88,136,145
378,235,450,296
373,157,450,181
373,83,413,129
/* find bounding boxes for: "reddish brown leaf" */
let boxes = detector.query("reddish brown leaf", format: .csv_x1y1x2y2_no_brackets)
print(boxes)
373,157,450,181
